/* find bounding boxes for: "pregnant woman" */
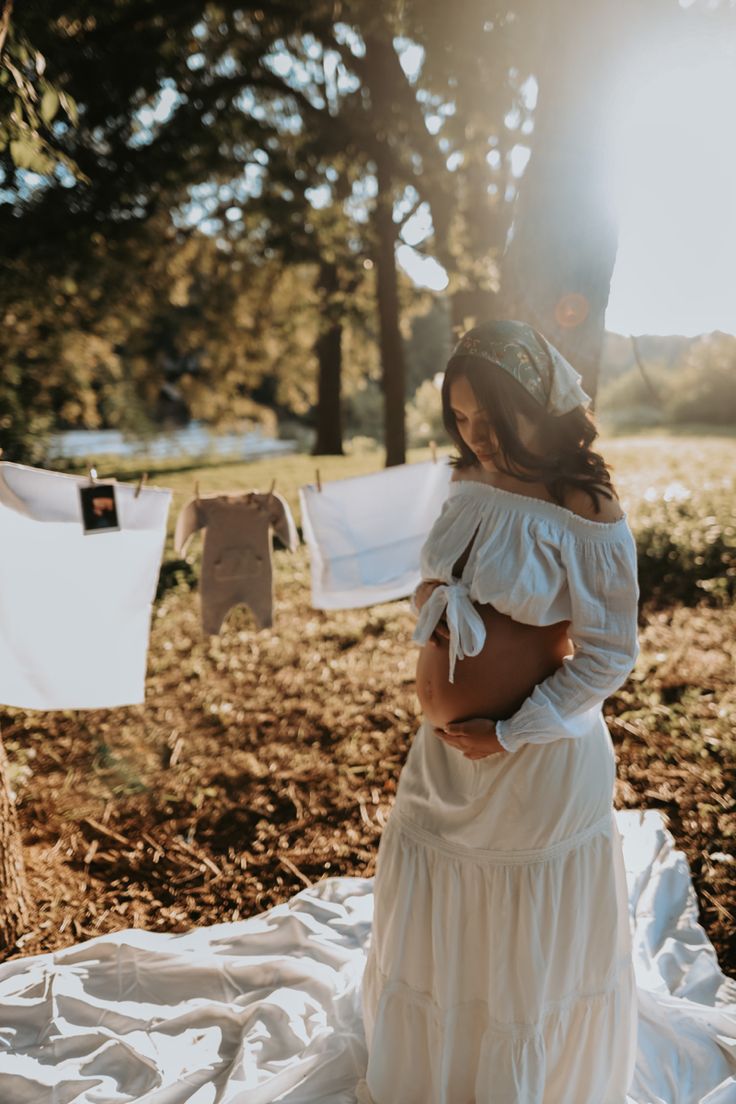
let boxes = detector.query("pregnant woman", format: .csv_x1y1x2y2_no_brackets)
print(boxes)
357,320,640,1104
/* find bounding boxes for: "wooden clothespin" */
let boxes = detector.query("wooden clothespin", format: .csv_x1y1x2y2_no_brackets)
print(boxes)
429,440,437,464
194,480,200,501
134,472,148,499
315,468,322,493
268,478,276,498
88,467,98,484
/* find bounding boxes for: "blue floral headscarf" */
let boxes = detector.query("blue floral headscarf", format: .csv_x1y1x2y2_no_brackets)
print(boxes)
447,320,591,416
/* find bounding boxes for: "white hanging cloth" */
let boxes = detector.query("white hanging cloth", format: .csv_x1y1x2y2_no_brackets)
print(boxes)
0,462,171,710
299,458,453,610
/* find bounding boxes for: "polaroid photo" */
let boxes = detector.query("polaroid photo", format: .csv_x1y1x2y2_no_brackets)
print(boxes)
79,483,120,535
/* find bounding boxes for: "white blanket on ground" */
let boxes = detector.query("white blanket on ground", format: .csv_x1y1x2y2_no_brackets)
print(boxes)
0,462,171,711
299,459,453,610
0,809,734,1104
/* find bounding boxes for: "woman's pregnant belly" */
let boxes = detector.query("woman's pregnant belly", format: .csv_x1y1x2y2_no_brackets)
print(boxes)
416,602,572,729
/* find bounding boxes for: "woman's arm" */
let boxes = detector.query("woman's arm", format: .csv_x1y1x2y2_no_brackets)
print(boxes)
494,525,640,754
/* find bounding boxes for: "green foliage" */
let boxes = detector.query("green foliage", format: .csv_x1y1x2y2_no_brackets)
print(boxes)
666,334,736,426
406,377,445,446
599,333,736,431
404,299,452,394
614,436,736,609
597,363,670,427
0,15,84,180
0,213,301,462
0,1,392,460
635,502,735,607
345,379,385,441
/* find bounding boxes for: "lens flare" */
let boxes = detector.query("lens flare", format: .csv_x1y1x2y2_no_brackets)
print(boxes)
555,293,590,329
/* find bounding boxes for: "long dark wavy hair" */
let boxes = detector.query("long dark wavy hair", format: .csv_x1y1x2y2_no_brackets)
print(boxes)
441,355,618,514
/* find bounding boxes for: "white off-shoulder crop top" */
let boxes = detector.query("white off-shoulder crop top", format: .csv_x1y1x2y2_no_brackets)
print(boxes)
411,479,640,754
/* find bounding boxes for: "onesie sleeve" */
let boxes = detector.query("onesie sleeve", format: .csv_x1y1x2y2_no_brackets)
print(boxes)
494,524,640,754
270,493,299,551
173,497,204,557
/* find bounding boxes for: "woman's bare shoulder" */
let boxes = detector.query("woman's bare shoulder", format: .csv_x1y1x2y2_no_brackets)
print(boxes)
450,465,482,483
562,487,624,523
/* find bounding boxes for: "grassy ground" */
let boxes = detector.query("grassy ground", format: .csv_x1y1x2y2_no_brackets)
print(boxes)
1,435,734,977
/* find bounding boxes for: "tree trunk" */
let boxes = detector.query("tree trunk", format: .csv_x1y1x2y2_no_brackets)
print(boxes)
500,1,627,407
359,19,408,468
312,261,344,456
374,144,407,467
0,726,31,952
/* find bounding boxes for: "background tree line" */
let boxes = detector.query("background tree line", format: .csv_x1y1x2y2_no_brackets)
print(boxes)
1,0,733,470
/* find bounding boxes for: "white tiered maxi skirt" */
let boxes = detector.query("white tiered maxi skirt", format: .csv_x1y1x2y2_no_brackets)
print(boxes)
357,710,637,1104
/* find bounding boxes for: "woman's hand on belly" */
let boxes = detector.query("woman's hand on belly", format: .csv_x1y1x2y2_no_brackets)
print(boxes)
430,614,450,646
414,580,450,645
434,717,508,759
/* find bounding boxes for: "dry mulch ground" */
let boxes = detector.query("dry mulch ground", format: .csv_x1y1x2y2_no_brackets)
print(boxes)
2,545,735,976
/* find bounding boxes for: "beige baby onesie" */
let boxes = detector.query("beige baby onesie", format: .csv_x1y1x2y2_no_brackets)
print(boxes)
174,490,298,634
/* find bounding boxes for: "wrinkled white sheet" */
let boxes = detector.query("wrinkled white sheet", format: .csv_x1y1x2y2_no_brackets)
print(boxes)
0,809,733,1104
0,462,171,711
299,459,453,609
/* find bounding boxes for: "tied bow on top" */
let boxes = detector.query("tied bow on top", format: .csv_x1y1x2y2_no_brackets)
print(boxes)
412,581,487,683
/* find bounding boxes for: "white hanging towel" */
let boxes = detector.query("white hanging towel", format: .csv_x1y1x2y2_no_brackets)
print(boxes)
0,462,171,710
299,458,452,610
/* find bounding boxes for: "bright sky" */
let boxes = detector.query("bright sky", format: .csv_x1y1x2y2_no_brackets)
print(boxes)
604,29,736,337
398,31,736,339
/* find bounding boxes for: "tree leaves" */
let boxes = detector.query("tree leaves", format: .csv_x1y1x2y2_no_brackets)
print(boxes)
40,85,58,124
9,134,54,173
0,18,85,180
58,89,77,127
